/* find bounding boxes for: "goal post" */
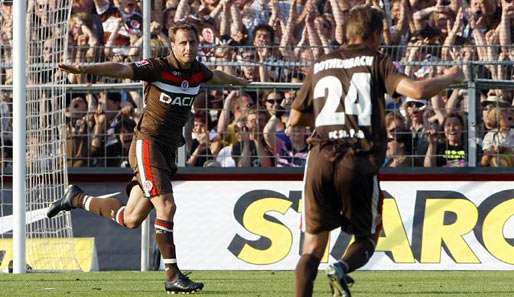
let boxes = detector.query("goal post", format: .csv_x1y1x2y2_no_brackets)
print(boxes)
12,0,27,274
1,0,78,273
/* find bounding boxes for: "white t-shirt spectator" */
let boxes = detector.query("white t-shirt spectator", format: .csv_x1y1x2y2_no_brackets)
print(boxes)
482,128,514,152
216,145,236,167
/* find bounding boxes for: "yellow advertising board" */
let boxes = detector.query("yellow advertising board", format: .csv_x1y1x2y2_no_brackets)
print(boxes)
0,238,97,272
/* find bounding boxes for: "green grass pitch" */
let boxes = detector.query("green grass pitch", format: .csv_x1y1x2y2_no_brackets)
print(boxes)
1,271,514,296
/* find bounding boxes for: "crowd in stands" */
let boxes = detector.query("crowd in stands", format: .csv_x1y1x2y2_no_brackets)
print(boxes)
1,0,514,169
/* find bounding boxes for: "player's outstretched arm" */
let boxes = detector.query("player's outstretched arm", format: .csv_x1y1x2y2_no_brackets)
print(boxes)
58,62,134,80
395,65,465,99
208,69,249,85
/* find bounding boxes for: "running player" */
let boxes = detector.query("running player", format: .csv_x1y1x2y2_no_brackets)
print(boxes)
49,22,248,294
291,5,464,297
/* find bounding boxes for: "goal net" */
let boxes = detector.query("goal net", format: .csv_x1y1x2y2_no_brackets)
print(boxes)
0,0,81,271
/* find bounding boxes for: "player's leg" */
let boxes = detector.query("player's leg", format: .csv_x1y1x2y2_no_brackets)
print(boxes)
327,235,376,297
297,146,339,297
150,193,178,279
46,182,153,227
132,137,202,293
338,236,377,273
337,174,382,273
150,192,203,294
120,183,153,228
329,170,383,297
295,231,329,297
46,184,121,220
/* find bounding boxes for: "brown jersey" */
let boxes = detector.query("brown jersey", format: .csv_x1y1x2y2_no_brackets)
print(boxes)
129,56,213,147
292,45,406,168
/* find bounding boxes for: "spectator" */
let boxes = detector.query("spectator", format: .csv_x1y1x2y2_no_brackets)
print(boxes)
162,1,178,33
480,104,514,167
187,112,215,166
90,92,123,166
383,111,414,167
261,90,286,126
481,93,511,131
0,91,11,144
96,0,142,58
8,0,514,168
252,24,282,81
71,0,104,45
424,112,467,167
231,109,273,167
275,125,308,167
0,1,13,65
213,35,238,75
105,116,137,167
469,0,501,32
0,90,12,170
237,48,260,82
402,97,429,165
66,95,90,167
217,90,254,146
198,17,219,61
215,143,236,167
231,115,258,167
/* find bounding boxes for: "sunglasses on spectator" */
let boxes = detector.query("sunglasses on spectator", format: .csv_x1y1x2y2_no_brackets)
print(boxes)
406,102,425,109
266,98,282,104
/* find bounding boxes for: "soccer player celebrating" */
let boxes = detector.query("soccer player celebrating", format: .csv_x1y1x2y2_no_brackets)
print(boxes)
290,5,464,297
49,22,248,294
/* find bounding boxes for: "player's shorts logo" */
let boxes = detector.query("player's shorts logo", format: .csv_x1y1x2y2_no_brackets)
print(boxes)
181,80,189,90
143,180,153,192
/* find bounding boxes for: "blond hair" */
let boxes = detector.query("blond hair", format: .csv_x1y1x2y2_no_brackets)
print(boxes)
345,5,384,41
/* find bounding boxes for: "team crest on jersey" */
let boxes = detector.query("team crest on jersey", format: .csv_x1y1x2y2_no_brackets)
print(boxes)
181,80,189,90
143,180,153,192
135,60,150,67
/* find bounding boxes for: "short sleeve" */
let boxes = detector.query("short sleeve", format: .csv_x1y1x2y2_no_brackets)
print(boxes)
291,70,314,113
198,62,214,83
378,56,407,98
129,58,162,82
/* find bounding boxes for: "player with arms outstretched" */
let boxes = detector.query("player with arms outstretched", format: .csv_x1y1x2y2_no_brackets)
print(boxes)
48,22,248,294
291,5,464,297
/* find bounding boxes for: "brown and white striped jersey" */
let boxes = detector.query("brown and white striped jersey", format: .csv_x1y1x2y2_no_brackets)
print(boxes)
129,55,213,147
292,45,406,167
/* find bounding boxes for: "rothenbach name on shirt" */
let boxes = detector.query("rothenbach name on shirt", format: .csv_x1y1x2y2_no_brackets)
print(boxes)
313,56,374,74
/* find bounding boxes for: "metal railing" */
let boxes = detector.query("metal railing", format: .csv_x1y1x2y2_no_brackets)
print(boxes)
1,45,514,169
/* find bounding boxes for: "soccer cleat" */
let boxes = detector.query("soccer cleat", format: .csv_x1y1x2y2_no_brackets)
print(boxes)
326,262,352,297
46,185,82,218
165,273,204,294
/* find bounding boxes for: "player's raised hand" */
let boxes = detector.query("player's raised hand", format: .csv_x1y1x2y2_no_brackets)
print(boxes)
58,63,82,74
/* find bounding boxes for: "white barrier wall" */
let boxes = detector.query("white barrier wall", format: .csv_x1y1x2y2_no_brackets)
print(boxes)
171,181,514,271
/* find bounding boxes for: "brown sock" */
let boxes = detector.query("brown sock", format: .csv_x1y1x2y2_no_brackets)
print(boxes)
73,193,125,226
342,237,375,273
295,254,320,297
154,219,179,281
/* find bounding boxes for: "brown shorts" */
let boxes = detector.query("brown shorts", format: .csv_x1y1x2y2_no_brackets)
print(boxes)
302,144,383,236
127,136,177,198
